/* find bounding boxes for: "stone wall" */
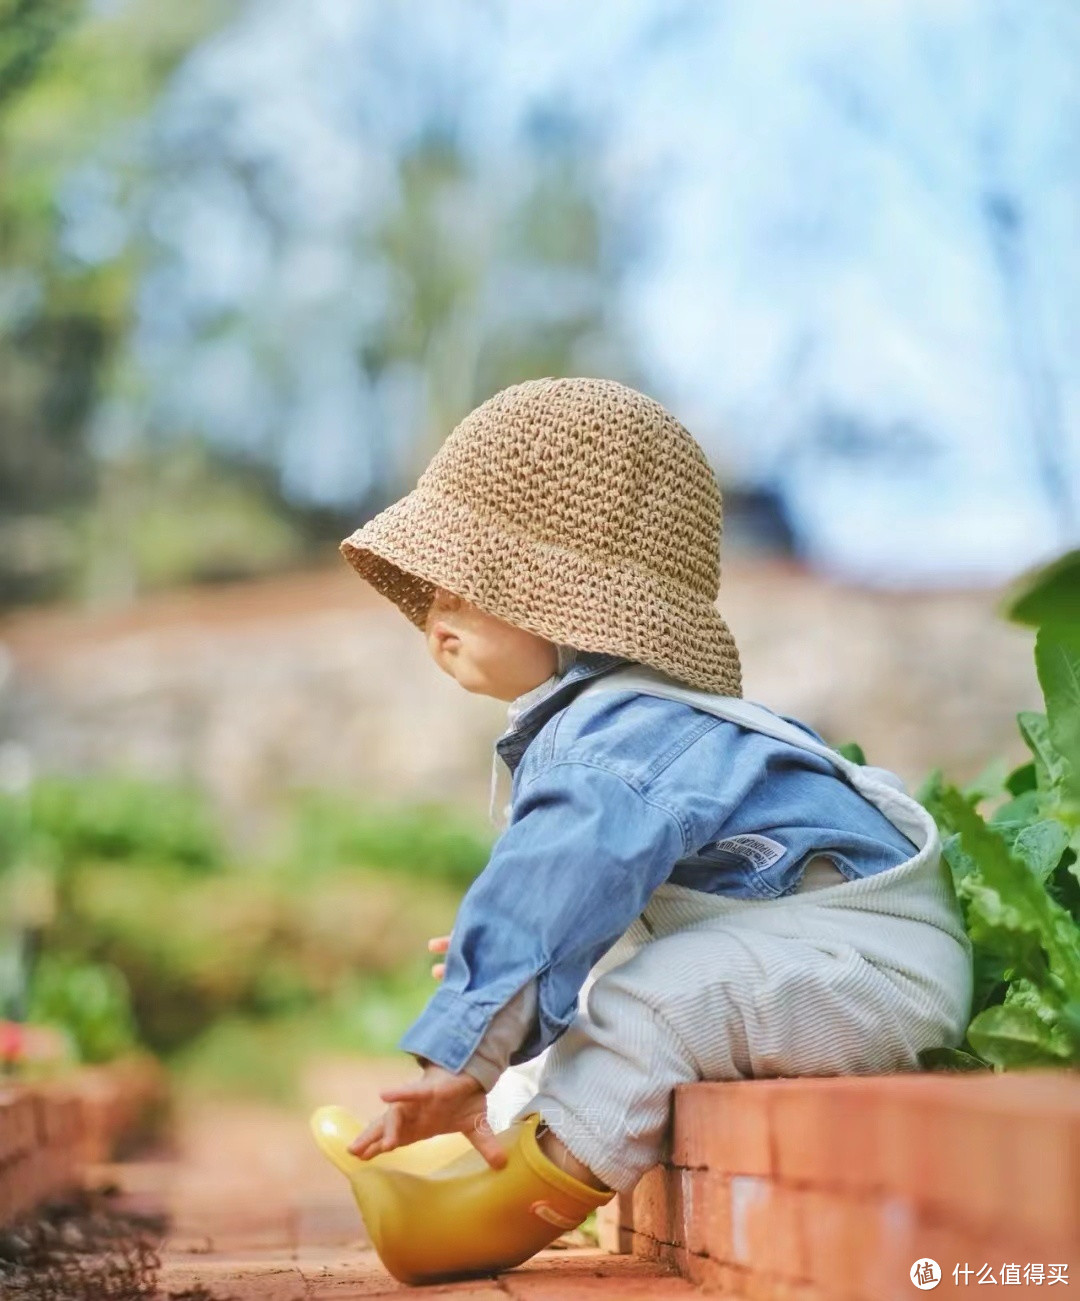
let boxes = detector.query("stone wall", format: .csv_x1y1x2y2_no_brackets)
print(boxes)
0,559,1041,842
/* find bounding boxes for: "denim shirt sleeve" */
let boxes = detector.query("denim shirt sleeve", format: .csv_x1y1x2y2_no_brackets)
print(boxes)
396,758,688,1075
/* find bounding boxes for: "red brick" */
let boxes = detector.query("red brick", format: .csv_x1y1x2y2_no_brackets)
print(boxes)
827,1097,884,1195
630,1229,666,1262
595,1189,633,1253
14,1152,42,1220
683,1168,733,1261
0,1148,73,1225
737,1273,834,1301
932,1069,1080,1116
998,1104,1080,1253
680,1255,747,1294
0,1154,28,1224
866,1195,921,1301
799,1188,916,1301
758,1272,797,1300
658,1073,1080,1293
912,1095,1008,1234
874,1075,1080,1254
0,1088,37,1164
787,1277,839,1300
654,1242,691,1282
769,1077,890,1194
629,1165,713,1254
671,1082,772,1176
908,1220,1079,1296
35,1090,85,1147
729,1176,806,1281
800,1189,862,1298
632,1165,678,1244
0,1057,170,1229
868,1087,932,1204
909,1221,1001,1296
780,1280,837,1301
912,1210,1080,1292
741,1271,778,1300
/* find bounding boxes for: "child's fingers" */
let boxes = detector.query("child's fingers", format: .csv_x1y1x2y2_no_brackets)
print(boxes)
427,935,451,954
383,1106,403,1151
430,961,446,980
466,1118,508,1171
347,1116,385,1157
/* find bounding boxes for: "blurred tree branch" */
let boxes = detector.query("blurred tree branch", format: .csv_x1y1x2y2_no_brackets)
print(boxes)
0,0,80,112
0,0,234,605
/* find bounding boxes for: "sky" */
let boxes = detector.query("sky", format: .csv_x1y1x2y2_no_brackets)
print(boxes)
82,0,1080,588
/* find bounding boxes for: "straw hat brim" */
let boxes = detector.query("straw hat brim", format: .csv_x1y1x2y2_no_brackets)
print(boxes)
340,487,743,697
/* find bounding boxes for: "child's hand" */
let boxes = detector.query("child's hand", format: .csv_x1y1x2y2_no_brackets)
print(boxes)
347,1062,506,1170
427,933,451,980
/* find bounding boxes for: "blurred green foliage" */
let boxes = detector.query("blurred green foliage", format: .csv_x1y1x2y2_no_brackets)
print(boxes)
290,790,498,890
1,770,493,1096
171,972,440,1105
0,0,80,108
27,773,222,870
27,951,137,1064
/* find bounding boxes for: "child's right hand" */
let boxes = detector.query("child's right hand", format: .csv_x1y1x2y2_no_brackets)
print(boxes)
427,934,451,980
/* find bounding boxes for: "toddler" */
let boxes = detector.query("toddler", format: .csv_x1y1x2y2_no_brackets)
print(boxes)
311,376,973,1286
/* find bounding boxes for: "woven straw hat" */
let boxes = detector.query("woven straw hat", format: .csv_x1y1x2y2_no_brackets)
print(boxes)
340,375,742,696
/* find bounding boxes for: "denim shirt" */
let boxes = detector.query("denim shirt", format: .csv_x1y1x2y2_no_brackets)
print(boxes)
397,651,919,1079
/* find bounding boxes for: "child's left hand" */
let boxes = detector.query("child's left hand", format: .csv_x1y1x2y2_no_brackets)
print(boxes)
347,1063,507,1170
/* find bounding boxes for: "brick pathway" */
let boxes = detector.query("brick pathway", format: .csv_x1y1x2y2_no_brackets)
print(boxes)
101,1057,696,1300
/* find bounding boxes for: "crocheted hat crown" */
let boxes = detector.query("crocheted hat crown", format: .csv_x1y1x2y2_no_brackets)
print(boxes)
340,375,742,696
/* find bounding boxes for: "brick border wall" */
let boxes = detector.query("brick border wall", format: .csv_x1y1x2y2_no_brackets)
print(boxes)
599,1073,1080,1299
0,1055,167,1227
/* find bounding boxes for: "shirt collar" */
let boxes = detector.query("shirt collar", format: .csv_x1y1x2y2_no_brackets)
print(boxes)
494,649,632,775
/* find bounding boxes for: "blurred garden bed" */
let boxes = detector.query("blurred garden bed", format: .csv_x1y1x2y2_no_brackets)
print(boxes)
0,1052,167,1227
0,776,493,1104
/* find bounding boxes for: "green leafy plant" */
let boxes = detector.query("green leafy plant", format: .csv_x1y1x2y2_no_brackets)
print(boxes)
914,548,1080,1070
27,954,137,1064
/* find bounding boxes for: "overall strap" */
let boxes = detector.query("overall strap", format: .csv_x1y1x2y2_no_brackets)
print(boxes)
576,665,897,781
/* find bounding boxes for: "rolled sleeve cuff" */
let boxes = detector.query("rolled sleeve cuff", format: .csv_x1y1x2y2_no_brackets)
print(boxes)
460,1051,502,1092
397,986,505,1075
460,980,538,1091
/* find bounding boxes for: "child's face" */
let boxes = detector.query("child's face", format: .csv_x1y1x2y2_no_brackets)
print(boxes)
424,586,558,701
